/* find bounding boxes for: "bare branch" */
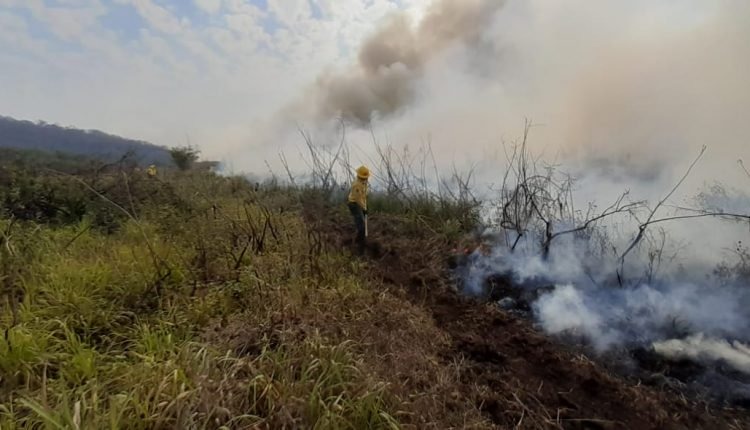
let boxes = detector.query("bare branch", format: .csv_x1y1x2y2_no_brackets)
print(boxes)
549,196,642,242
278,152,296,185
618,146,707,280
739,159,750,181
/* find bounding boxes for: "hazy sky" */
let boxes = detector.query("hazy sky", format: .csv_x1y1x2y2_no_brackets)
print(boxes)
0,0,427,155
1,0,748,189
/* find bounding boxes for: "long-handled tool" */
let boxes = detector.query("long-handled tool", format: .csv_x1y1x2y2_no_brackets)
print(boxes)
364,214,368,237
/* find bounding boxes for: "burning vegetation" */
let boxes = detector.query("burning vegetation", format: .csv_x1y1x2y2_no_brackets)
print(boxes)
449,125,750,407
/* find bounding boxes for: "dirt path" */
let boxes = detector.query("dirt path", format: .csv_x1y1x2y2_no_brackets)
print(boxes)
312,206,750,429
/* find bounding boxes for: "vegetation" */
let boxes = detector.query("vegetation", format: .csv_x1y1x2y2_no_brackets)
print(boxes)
169,146,201,171
0,148,486,429
2,137,748,429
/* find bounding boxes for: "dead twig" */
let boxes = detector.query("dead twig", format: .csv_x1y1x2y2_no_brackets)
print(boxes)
739,159,750,181
618,146,707,284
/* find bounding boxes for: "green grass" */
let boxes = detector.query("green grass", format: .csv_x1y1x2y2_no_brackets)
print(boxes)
0,154,490,429
0,166,399,429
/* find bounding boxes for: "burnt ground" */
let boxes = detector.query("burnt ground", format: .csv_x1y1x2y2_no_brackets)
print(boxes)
309,204,750,430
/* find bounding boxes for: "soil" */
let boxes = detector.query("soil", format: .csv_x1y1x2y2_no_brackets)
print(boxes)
311,206,750,429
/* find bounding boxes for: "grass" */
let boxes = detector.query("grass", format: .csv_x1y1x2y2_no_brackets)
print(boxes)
0,157,488,429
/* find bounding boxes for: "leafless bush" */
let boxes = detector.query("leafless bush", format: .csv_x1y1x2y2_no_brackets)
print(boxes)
278,121,481,228
491,120,641,260
714,241,750,286
295,120,349,192
616,147,750,284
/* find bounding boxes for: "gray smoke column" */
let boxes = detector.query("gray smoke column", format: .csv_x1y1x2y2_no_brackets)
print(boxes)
310,0,505,126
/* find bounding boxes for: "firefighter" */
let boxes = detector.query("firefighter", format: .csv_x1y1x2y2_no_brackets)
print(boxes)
347,165,370,255
147,164,157,177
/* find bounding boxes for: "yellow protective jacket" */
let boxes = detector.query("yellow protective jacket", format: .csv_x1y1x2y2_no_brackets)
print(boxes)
348,178,368,211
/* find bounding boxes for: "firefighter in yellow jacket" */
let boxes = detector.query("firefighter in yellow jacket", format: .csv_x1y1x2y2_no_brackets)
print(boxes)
348,166,370,255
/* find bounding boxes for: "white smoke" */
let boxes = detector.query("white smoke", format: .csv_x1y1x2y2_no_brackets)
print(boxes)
534,282,750,353
533,284,619,351
460,203,750,359
654,334,750,376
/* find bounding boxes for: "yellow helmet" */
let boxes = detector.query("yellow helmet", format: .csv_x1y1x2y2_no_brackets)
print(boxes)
356,165,370,180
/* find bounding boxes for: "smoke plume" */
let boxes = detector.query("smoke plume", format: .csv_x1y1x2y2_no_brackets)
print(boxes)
252,0,750,196
305,0,505,126
654,335,750,376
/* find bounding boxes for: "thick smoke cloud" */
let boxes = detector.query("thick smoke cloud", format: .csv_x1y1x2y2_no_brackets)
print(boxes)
305,0,505,126
260,0,750,196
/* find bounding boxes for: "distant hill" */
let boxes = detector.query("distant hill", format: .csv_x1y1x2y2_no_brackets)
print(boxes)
0,115,172,165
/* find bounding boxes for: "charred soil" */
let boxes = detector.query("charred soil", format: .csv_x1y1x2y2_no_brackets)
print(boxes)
315,204,750,429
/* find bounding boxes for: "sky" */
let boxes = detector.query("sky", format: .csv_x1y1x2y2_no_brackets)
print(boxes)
0,0,748,192
0,0,427,158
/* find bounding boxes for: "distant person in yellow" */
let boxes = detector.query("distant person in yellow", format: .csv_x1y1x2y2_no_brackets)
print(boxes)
147,164,157,177
347,166,370,255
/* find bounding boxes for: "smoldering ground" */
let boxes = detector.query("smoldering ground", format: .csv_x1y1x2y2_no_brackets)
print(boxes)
456,206,750,403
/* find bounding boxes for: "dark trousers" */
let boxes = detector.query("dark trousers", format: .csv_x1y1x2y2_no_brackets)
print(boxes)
347,202,366,253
